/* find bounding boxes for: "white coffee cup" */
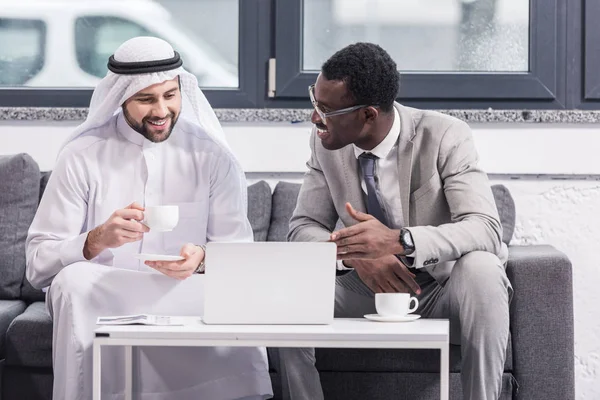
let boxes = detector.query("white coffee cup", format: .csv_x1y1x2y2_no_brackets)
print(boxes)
143,205,179,232
375,293,419,317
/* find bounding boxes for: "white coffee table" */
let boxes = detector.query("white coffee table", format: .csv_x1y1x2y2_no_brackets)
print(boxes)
93,317,450,400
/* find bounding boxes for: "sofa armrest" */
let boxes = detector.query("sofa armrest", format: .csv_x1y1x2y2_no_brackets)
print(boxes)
506,245,574,400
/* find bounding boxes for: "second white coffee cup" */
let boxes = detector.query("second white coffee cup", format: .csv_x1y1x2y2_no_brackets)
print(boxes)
143,205,179,232
375,293,419,317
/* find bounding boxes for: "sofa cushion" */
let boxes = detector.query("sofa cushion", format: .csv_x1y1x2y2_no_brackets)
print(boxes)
0,154,41,300
20,276,46,303
317,371,515,400
267,181,302,242
0,300,27,358
5,302,52,368
2,367,53,400
247,180,272,242
491,184,516,245
316,335,512,372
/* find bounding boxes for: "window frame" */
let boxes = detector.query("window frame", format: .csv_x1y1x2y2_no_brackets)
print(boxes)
272,0,567,109
0,0,586,110
0,0,260,108
567,0,600,109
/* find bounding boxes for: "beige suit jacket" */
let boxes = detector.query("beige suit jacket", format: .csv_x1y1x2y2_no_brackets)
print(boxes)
288,102,508,284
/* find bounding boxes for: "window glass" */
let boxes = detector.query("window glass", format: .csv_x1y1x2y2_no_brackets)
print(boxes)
0,19,46,86
303,0,529,72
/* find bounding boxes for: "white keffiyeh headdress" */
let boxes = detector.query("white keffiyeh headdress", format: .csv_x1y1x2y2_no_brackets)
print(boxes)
61,36,248,206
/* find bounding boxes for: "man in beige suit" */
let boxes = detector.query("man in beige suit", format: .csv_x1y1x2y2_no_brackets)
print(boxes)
278,43,512,400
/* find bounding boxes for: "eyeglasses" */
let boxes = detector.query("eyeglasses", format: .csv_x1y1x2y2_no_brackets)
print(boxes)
308,84,371,123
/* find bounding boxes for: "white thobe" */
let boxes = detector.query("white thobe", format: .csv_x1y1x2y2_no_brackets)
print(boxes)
26,113,272,400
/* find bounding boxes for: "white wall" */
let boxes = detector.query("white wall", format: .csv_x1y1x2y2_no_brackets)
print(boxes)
1,120,599,398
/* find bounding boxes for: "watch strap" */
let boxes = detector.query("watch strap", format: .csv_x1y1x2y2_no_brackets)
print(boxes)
194,244,207,273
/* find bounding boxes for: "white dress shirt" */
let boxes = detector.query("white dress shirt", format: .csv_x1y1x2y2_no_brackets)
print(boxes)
337,108,404,271
26,112,253,289
352,107,404,229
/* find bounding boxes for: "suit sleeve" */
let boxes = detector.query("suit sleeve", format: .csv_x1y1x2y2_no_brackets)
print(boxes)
407,120,503,269
287,130,339,243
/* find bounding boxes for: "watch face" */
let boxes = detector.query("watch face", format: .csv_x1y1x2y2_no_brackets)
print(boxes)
402,231,414,248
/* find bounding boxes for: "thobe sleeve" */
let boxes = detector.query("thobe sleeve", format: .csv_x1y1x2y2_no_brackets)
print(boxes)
25,151,90,289
206,153,253,243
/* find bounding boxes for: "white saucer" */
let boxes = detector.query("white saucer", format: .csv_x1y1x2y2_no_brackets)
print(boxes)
135,254,184,262
364,314,421,322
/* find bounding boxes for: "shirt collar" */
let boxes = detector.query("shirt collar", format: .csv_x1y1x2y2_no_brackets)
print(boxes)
353,107,400,159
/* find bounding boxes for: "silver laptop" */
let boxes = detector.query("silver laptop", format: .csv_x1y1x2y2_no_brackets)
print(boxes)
203,242,337,325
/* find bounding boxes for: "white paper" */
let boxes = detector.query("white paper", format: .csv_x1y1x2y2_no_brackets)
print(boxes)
97,314,183,326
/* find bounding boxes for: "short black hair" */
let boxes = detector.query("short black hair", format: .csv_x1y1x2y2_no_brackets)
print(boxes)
321,42,399,112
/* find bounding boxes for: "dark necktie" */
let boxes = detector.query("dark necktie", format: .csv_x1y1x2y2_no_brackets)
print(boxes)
358,153,391,227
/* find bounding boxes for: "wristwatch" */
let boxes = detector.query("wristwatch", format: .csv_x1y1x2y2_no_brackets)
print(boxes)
399,228,415,255
194,244,207,274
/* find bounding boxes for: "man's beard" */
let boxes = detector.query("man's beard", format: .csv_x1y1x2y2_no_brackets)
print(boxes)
123,108,179,143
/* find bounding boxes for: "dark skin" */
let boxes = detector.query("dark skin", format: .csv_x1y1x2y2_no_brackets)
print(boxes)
311,73,421,295
311,74,392,151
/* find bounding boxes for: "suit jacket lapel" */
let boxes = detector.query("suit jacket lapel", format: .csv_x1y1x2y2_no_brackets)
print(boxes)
395,103,416,227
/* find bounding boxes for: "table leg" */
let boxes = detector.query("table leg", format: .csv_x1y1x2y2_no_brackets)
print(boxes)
93,341,101,400
440,345,449,400
125,346,133,400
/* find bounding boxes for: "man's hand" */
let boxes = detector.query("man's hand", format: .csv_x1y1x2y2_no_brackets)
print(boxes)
145,243,205,280
83,202,149,260
348,255,421,295
331,203,403,260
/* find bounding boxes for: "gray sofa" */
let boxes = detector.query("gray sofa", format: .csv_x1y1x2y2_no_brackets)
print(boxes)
0,153,574,400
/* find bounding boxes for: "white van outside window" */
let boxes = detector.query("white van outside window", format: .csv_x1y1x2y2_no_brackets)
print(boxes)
0,18,46,86
75,16,154,79
0,0,238,89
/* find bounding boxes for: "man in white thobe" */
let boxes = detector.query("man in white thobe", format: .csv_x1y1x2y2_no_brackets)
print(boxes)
25,36,272,400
